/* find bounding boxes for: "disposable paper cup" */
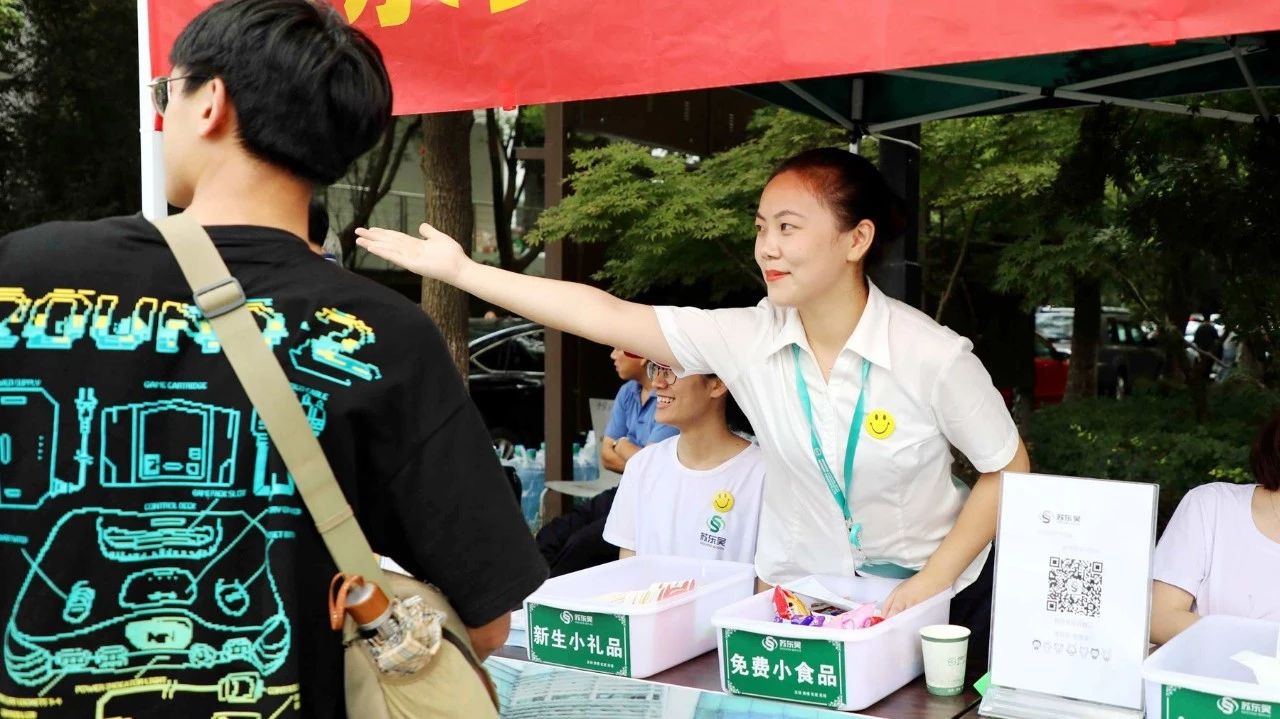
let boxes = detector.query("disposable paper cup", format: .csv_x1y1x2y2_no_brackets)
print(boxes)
920,624,970,696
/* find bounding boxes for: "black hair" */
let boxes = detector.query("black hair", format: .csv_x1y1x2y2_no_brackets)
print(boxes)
171,0,392,184
307,198,329,248
723,389,753,437
768,147,907,269
694,374,753,437
1251,411,1280,492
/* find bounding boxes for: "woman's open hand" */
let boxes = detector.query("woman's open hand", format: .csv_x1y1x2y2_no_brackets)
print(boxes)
355,222,469,284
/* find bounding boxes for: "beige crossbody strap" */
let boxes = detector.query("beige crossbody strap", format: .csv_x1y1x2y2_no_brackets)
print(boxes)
151,213,389,591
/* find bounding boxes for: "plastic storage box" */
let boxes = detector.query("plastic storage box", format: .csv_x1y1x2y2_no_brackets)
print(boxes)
1143,615,1280,719
522,555,756,678
712,574,953,711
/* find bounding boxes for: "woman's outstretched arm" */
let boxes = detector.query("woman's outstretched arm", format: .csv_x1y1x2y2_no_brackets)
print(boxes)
357,223,680,368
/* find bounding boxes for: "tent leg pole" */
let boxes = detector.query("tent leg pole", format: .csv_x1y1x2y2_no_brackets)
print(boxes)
850,78,866,154
541,103,572,520
874,125,922,309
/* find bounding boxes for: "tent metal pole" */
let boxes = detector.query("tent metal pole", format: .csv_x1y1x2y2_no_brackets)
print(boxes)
137,0,166,219
1065,47,1261,91
1054,91,1258,123
889,69,1052,94
850,77,866,153
870,93,1043,133
877,46,1265,130
888,69,1258,124
781,80,859,132
1228,39,1272,121
889,46,1261,96
851,78,866,123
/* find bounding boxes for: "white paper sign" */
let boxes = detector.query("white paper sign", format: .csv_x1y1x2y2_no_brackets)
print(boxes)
990,472,1157,710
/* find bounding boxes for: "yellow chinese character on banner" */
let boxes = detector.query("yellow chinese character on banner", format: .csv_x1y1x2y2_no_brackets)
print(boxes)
344,0,410,27
346,0,529,28
438,0,530,14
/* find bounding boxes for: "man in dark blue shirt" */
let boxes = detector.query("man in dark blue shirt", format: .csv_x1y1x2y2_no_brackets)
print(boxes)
600,348,678,472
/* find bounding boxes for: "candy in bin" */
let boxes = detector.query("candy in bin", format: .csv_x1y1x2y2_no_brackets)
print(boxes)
828,602,880,630
771,586,811,620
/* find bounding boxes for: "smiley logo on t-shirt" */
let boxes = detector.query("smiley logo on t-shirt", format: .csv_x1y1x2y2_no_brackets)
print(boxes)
711,490,735,513
866,409,895,440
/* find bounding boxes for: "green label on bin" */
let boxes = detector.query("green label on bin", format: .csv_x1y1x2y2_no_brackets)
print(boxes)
1164,686,1280,719
526,603,630,676
722,628,844,708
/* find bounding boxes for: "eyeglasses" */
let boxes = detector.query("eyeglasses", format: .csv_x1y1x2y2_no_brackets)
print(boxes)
147,75,209,116
645,360,677,385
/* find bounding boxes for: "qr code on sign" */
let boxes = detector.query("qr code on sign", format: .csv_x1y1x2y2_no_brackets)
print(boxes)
1046,556,1103,617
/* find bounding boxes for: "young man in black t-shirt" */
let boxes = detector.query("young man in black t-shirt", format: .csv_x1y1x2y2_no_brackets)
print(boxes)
0,2,546,716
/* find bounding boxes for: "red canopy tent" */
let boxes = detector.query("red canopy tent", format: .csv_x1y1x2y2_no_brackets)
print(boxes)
147,0,1280,115
138,0,1280,496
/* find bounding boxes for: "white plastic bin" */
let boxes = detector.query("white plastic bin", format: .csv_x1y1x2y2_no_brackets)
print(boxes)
1143,615,1280,719
522,555,756,678
712,574,953,711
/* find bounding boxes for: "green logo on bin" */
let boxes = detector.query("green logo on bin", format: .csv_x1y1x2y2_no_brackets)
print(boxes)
722,628,844,708
1164,686,1278,719
527,603,630,676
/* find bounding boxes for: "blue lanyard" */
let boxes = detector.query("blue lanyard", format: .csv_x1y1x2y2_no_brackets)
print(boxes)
790,345,870,547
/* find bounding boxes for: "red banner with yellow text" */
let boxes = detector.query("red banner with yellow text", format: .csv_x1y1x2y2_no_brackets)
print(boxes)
149,0,1280,116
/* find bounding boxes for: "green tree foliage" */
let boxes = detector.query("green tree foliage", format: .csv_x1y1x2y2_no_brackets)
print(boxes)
1121,101,1280,387
0,0,21,39
1028,382,1278,529
920,112,1077,319
0,0,140,236
527,108,844,299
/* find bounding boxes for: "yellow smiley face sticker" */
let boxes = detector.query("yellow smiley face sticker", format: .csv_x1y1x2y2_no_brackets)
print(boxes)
711,490,735,513
865,409,896,440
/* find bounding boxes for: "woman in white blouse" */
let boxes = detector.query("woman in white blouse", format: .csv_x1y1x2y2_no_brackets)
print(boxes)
357,148,1029,663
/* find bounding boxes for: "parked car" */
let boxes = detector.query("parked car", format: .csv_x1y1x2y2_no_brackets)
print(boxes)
1032,333,1070,407
468,319,544,448
1035,306,1164,398
998,333,1070,411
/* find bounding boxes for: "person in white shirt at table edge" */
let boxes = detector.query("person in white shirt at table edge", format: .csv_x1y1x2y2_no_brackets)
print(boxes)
356,147,1031,668
604,359,766,564
1150,412,1280,645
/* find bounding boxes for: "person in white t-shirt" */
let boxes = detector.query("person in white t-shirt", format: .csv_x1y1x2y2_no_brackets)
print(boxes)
356,148,1030,670
604,360,765,563
1151,412,1280,644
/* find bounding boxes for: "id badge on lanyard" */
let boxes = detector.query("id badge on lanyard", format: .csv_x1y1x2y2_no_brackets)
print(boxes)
790,345,870,568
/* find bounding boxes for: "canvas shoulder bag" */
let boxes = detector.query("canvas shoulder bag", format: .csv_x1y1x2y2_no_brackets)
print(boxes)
150,213,499,719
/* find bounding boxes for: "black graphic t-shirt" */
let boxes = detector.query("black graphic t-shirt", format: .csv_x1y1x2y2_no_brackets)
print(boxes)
0,216,547,718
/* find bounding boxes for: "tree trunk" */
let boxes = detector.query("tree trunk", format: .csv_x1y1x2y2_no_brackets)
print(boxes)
485,108,540,273
1056,106,1116,402
934,210,974,323
1065,277,1101,400
486,109,516,271
419,111,475,380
